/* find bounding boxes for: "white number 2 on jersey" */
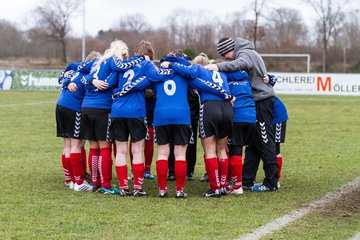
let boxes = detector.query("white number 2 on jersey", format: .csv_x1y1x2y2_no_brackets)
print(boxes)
212,71,223,87
163,80,176,96
123,69,135,86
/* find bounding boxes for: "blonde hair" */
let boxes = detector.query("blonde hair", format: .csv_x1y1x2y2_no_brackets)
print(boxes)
95,40,129,68
85,51,101,61
192,53,209,66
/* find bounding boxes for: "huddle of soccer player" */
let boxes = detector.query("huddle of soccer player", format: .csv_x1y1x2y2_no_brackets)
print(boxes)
56,37,288,198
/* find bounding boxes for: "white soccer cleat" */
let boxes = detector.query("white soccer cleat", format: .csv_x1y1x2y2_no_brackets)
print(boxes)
69,181,75,190
74,180,93,192
227,186,244,195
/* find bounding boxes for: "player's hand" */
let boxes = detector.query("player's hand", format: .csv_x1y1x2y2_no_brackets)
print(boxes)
64,70,73,77
204,64,219,71
160,61,171,68
263,75,269,84
230,96,236,106
68,83,78,92
93,79,108,90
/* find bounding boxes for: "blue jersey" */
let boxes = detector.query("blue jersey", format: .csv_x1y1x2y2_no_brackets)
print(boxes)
170,61,232,103
82,56,145,110
57,61,90,112
273,96,288,124
226,71,256,124
111,58,173,118
118,56,233,126
58,62,80,85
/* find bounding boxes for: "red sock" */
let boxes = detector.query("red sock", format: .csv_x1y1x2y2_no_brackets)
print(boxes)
218,158,229,188
133,163,145,190
88,148,100,186
81,146,87,171
116,165,129,190
99,147,113,189
230,155,243,189
156,160,168,190
70,153,85,185
205,157,220,192
61,154,71,183
175,160,187,191
66,157,75,183
277,155,283,179
144,127,154,172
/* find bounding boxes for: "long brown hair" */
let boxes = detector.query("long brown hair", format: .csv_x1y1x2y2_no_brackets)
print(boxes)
135,40,154,60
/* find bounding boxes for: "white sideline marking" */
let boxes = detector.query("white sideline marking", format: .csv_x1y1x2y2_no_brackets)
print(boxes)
350,231,360,240
0,101,54,108
237,177,360,240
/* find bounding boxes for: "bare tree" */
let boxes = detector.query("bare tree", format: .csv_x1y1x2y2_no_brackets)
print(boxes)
304,0,350,72
33,0,80,63
251,0,267,49
118,14,150,32
264,8,308,52
0,20,26,58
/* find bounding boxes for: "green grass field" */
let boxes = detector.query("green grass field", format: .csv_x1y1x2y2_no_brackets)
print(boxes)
0,91,359,240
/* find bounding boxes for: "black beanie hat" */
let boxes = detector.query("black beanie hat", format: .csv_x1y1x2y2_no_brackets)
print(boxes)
217,37,235,56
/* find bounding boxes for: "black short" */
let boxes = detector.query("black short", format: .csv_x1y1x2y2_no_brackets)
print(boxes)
110,118,147,142
229,122,256,146
81,108,111,141
274,121,286,143
56,105,82,139
154,125,191,145
199,100,233,139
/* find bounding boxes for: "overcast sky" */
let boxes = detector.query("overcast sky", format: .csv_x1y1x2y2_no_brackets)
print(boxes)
1,0,357,37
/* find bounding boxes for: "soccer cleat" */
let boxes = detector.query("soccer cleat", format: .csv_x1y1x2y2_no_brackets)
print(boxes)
176,190,188,198
200,172,209,182
133,189,148,197
251,184,279,192
227,186,244,195
118,188,132,196
186,173,194,181
158,189,168,198
101,187,120,195
220,187,228,196
277,181,281,190
144,171,155,180
64,181,71,187
69,181,75,190
203,189,221,198
74,180,93,192
92,185,101,192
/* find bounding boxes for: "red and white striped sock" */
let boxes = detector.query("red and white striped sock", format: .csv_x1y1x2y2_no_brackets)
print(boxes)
66,157,75,183
205,157,220,192
99,147,113,189
88,148,100,186
116,165,129,190
133,163,145,190
230,155,243,189
61,154,71,183
175,160,187,191
156,160,168,190
70,152,85,185
218,158,229,188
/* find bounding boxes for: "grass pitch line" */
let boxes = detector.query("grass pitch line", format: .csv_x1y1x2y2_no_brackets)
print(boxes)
349,231,360,240
236,177,360,240
0,101,55,108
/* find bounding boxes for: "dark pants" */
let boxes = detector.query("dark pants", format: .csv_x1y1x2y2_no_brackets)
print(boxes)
242,97,279,189
168,119,198,176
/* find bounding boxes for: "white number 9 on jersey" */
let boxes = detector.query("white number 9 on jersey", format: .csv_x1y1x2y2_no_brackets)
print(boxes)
164,80,176,96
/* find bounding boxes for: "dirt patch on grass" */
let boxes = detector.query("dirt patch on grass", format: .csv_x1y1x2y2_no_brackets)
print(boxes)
320,188,360,219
